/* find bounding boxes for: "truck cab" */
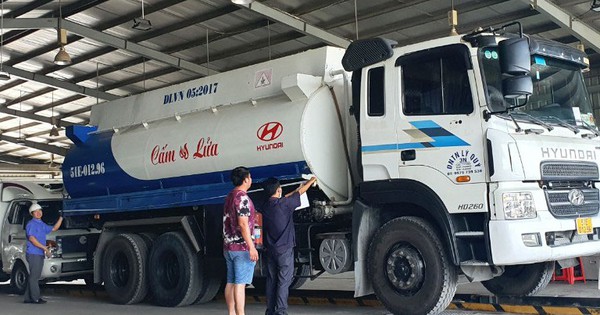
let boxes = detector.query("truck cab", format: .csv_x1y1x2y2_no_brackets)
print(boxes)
345,25,599,314
0,181,99,293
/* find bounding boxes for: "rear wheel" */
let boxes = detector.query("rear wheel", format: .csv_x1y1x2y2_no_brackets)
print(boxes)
194,272,222,304
368,217,457,315
290,264,311,289
148,232,202,307
252,264,311,292
101,233,148,304
10,261,28,295
482,262,554,296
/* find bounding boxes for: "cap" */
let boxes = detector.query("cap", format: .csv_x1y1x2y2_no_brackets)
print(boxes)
29,203,42,214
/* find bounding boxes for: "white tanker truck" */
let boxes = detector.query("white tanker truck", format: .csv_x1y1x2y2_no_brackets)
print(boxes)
62,22,600,314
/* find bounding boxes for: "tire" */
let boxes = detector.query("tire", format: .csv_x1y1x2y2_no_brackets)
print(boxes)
290,264,310,289
101,233,149,305
194,273,222,304
139,232,158,249
252,264,310,292
482,261,554,296
10,261,28,295
368,217,457,315
148,232,202,307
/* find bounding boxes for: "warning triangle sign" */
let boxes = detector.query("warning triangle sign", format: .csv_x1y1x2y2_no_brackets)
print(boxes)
255,69,272,88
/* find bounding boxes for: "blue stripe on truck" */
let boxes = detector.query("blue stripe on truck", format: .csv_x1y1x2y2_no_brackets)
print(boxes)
63,160,309,215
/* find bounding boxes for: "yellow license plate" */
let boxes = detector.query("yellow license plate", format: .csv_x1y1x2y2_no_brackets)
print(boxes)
576,217,593,235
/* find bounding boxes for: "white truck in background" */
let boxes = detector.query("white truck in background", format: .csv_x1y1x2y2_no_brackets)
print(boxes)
61,21,600,315
0,180,99,293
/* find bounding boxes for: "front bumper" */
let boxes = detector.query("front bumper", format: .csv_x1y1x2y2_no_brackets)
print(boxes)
489,211,600,265
41,256,92,281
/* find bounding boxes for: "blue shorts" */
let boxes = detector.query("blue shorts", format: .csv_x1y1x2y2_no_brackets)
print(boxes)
224,250,256,285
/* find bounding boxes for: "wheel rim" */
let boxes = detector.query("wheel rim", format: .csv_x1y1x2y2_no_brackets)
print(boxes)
320,239,347,273
15,267,27,289
110,252,129,287
385,243,425,295
156,249,180,290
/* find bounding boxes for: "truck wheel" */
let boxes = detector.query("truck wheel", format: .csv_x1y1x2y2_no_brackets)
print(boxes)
101,233,148,304
290,264,311,289
194,274,222,304
368,217,457,315
10,261,28,295
481,261,554,296
252,264,310,292
148,232,202,307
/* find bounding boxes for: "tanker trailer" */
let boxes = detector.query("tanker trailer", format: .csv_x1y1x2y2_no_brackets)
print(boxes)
62,46,357,307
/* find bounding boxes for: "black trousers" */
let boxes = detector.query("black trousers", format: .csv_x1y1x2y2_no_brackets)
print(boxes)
24,253,44,302
265,247,294,315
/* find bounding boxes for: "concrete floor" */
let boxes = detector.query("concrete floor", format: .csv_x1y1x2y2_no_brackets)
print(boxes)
1,271,597,315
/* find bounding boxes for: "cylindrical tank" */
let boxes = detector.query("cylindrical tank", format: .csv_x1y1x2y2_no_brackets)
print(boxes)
62,86,349,206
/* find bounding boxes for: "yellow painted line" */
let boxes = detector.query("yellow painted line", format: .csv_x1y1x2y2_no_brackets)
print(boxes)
447,303,459,310
460,302,497,312
540,306,583,315
360,299,382,307
500,305,539,314
302,297,330,305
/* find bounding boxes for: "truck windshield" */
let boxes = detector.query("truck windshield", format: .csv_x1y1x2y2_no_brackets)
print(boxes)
480,47,595,128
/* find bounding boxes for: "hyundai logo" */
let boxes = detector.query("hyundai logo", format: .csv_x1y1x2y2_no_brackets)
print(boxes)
257,122,283,142
568,189,585,206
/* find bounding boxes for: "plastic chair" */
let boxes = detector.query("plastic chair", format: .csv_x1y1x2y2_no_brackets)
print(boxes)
552,257,586,285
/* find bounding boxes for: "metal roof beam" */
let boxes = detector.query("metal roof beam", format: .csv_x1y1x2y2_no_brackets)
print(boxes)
3,18,211,76
0,106,75,127
524,0,600,54
0,155,47,165
1,65,119,102
236,2,351,48
0,135,68,156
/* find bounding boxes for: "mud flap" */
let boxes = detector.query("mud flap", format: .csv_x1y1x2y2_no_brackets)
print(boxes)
352,200,379,297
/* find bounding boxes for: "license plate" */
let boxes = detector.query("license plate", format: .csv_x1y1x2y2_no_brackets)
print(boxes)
576,217,593,235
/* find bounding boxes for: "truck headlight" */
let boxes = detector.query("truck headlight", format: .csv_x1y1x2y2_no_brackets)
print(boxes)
502,192,536,219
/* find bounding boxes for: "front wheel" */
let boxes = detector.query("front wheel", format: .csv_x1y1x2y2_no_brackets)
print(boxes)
10,261,28,295
368,217,457,315
482,262,554,296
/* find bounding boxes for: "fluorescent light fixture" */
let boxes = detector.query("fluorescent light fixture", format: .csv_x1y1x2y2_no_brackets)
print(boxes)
0,71,9,81
54,46,72,65
132,17,152,31
231,0,255,4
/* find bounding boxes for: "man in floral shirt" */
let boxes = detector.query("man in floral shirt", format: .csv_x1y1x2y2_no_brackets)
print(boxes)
223,166,258,315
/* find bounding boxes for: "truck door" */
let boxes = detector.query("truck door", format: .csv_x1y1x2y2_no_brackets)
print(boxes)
395,44,487,212
1,200,31,269
360,64,400,180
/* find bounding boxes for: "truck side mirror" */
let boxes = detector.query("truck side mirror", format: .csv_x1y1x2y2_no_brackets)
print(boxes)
502,75,532,99
499,38,530,75
498,37,533,100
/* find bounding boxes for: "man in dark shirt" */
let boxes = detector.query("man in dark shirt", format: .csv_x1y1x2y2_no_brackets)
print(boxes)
261,176,317,315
